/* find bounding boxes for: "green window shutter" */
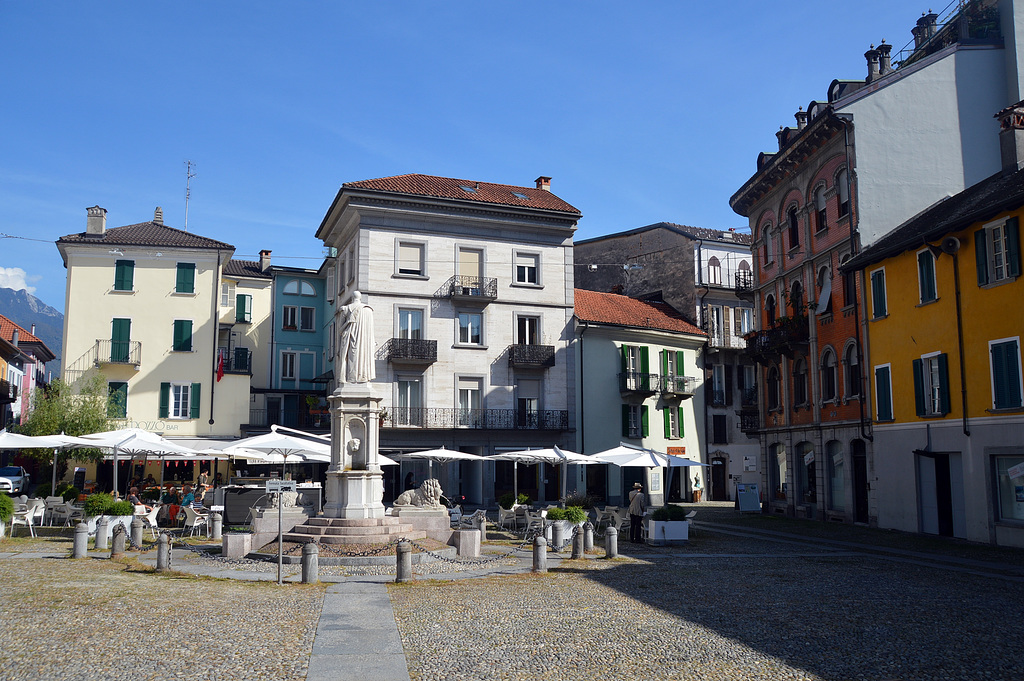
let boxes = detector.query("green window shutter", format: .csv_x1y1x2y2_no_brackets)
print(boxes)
236,293,246,322
641,405,649,437
992,341,1022,409
875,366,892,421
871,271,886,317
918,251,936,302
190,383,201,419
176,263,195,293
173,320,193,351
937,353,951,415
663,406,671,438
975,229,989,285
639,347,650,390
1006,217,1021,278
676,351,684,374
661,350,668,376
621,345,628,372
677,406,684,437
912,359,925,417
111,318,131,362
621,404,630,438
114,260,134,291
159,382,170,418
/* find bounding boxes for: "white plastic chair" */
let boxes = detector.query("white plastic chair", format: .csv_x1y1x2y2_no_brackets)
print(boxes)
523,508,547,536
53,502,83,528
141,505,161,539
43,496,64,526
497,504,520,531
181,506,208,537
11,499,44,537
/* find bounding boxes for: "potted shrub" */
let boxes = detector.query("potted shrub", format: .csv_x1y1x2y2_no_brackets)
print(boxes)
545,506,587,541
82,493,136,536
648,504,691,544
0,492,13,539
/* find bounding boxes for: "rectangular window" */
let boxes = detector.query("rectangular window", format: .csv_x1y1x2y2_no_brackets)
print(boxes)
514,252,539,285
235,294,252,323
160,382,199,419
348,245,357,283
738,308,753,335
711,364,725,406
976,217,1021,285
874,365,893,421
221,281,236,307
516,315,539,345
663,405,682,439
621,404,649,439
283,306,297,330
621,345,651,391
328,321,335,355
913,353,950,417
457,377,482,427
114,260,134,291
870,268,887,318
175,263,196,294
281,352,296,380
994,455,1024,522
326,267,335,303
917,250,937,303
398,308,423,340
458,312,482,345
107,381,128,419
396,376,423,426
172,320,193,352
990,338,1023,410
397,241,425,276
712,414,727,444
516,379,540,428
300,306,315,331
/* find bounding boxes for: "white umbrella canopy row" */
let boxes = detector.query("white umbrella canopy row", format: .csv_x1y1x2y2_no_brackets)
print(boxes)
492,446,598,502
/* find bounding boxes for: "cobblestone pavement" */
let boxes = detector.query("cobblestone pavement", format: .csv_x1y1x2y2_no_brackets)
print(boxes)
3,504,1024,680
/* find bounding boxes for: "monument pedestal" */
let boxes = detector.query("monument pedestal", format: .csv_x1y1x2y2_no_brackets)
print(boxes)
394,507,452,543
322,382,385,519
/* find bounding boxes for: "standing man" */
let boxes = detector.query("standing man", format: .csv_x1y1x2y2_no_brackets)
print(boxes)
628,482,646,543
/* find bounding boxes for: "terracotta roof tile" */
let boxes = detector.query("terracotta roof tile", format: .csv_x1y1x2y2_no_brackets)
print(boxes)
574,289,705,336
223,259,271,279
58,221,234,250
0,314,54,361
343,174,581,214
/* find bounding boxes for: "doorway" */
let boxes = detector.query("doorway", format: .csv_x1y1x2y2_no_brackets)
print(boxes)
852,439,868,524
916,450,965,538
711,457,727,501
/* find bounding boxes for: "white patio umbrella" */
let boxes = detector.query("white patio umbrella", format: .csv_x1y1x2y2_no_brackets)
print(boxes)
0,431,95,492
74,428,198,497
591,442,708,503
215,428,333,478
392,446,483,477
492,446,598,500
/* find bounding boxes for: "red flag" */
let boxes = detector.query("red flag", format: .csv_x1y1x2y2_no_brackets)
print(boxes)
216,355,224,382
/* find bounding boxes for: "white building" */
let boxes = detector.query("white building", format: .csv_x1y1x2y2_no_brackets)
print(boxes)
315,174,581,505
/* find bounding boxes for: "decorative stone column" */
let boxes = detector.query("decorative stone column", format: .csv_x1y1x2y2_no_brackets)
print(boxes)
323,382,385,519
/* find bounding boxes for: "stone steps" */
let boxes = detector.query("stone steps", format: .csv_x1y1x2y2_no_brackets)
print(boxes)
283,516,426,545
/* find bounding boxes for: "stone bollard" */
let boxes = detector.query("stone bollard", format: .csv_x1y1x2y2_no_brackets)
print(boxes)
605,526,619,559
156,533,170,571
111,526,126,559
532,535,547,573
571,528,584,559
395,540,413,583
211,512,223,541
131,517,144,548
551,522,565,552
472,512,487,546
72,523,89,559
302,542,319,584
583,521,594,552
95,516,110,551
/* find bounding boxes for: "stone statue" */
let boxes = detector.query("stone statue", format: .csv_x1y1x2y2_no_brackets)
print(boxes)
393,478,444,508
338,290,375,383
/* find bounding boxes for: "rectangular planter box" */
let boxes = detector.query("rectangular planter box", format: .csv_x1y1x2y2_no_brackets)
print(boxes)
647,519,689,545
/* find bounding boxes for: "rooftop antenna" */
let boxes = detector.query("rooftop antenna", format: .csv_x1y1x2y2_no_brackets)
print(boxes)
184,160,196,231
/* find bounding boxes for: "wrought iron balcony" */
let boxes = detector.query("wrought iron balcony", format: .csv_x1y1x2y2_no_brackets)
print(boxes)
95,339,142,367
745,315,809,365
381,407,568,431
507,344,555,368
741,386,758,408
707,386,726,406
739,411,759,433
618,372,659,395
383,338,437,365
0,379,16,404
218,347,252,375
735,269,753,291
661,374,697,399
445,275,498,302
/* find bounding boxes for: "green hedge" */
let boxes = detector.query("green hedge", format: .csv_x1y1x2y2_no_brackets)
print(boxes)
0,493,13,523
650,505,690,521
83,493,116,517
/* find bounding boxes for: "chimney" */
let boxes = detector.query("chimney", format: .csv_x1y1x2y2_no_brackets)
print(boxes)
996,102,1024,175
877,41,892,75
86,205,107,236
153,207,164,225
913,12,939,49
11,329,18,347
795,107,808,130
259,249,272,272
865,44,880,83
30,324,36,336
776,126,788,150
535,176,551,191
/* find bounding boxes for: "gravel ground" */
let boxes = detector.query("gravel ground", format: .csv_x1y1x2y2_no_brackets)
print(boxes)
0,538,323,681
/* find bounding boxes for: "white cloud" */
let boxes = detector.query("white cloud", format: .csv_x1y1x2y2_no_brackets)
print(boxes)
0,267,37,294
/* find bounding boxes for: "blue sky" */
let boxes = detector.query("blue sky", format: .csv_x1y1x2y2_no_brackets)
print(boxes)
1,1,927,311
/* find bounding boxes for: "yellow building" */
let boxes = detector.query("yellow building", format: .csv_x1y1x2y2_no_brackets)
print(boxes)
845,103,1024,546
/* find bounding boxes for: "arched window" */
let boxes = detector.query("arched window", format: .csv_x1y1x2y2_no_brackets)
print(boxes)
283,279,316,296
837,169,850,217
845,344,861,398
763,225,775,264
790,280,803,315
788,206,800,249
817,266,833,315
793,357,808,406
736,259,752,289
815,186,828,231
820,348,837,402
707,256,722,285
767,366,780,410
765,293,777,326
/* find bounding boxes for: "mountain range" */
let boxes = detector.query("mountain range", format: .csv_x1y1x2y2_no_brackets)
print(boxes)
0,287,63,368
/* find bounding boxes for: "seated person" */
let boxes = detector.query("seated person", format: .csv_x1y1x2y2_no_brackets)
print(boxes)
179,484,196,510
126,486,152,512
161,486,180,505
143,474,157,488
192,484,208,510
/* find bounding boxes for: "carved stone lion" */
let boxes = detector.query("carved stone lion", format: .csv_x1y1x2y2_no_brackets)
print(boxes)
393,478,443,508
